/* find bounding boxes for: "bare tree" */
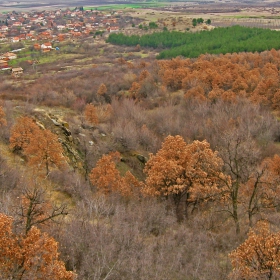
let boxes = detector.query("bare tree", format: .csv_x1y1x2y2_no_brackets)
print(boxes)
15,180,68,235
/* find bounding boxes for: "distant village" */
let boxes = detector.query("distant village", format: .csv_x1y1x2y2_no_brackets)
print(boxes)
0,6,135,76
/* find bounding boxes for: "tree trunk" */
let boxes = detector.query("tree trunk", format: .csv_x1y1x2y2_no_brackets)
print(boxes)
173,193,184,223
233,196,240,235
268,268,273,280
248,175,261,228
232,183,240,235
248,211,253,228
46,160,49,176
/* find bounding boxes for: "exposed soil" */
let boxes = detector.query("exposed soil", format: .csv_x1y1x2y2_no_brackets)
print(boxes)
125,1,280,32
1,0,280,13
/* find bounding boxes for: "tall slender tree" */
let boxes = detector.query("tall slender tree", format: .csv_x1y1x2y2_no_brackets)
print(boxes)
84,103,99,125
0,106,6,127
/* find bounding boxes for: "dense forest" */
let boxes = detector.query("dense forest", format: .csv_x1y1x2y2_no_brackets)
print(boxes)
2,25,280,279
107,26,280,58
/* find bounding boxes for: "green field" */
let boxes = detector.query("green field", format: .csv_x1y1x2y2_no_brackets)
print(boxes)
226,15,280,19
84,2,166,11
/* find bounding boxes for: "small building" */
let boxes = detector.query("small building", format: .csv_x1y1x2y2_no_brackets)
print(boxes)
26,34,35,40
12,36,20,43
57,25,66,30
0,33,6,41
33,43,41,50
57,34,65,42
13,22,22,27
39,31,52,40
41,42,52,49
11,67,23,77
71,31,82,37
2,52,17,60
0,26,8,32
0,60,8,68
108,26,119,33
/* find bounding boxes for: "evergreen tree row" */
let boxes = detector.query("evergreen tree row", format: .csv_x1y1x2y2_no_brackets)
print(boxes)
106,26,280,58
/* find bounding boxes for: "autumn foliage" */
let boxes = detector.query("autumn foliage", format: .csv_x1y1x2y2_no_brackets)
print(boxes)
9,116,66,175
84,103,99,125
97,83,107,96
24,129,66,175
0,213,75,280
0,106,6,126
4,23,280,280
128,81,141,98
143,135,225,220
89,151,141,197
9,116,40,151
229,220,280,280
158,50,280,110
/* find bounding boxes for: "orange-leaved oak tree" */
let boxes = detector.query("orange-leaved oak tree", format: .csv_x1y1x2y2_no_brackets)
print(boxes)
0,106,7,126
89,151,141,197
24,129,66,176
9,116,40,151
138,69,150,82
128,81,141,99
142,135,225,222
229,220,280,280
84,103,99,125
122,170,142,197
97,83,107,96
0,213,75,280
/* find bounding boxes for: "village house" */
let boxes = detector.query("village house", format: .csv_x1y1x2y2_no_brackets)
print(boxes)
108,26,120,33
38,31,52,40
41,42,52,52
66,24,74,30
71,31,82,38
11,67,23,77
57,25,66,30
0,26,8,32
0,59,8,68
13,22,22,27
19,34,26,40
85,23,92,29
33,43,41,50
19,26,26,33
26,33,36,40
11,37,20,43
1,52,17,60
0,33,6,41
57,34,65,41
